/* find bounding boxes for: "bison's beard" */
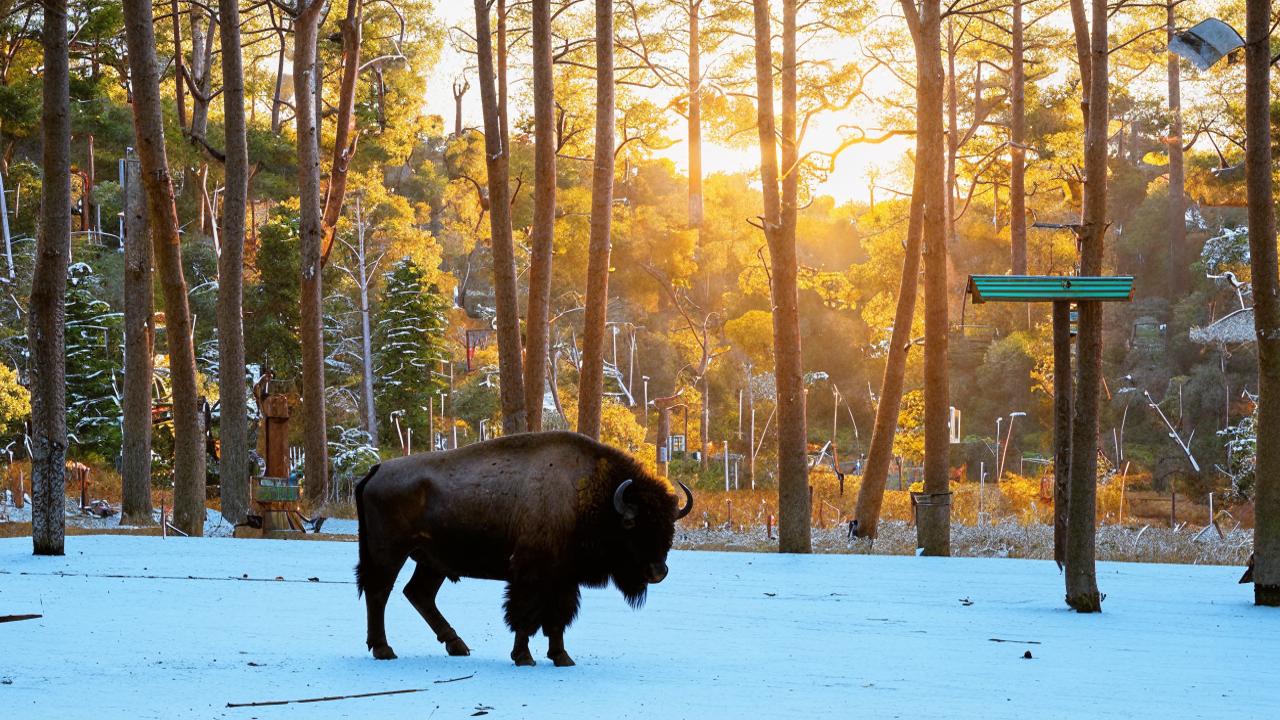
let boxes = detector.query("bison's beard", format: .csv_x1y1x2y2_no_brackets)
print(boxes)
611,571,649,609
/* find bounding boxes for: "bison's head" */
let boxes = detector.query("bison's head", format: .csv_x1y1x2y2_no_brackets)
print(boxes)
607,477,693,607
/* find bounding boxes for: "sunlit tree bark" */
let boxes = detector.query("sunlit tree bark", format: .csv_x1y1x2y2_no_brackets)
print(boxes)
122,0,207,535
577,0,616,440
29,0,71,555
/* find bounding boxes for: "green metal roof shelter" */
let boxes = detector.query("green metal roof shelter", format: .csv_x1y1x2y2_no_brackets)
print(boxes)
964,274,1134,566
967,275,1135,304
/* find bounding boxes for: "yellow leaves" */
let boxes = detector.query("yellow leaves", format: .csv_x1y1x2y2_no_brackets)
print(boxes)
0,363,30,437
725,310,775,368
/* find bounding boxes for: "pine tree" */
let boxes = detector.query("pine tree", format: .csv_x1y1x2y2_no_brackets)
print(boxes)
373,258,449,447
64,262,122,460
245,208,301,377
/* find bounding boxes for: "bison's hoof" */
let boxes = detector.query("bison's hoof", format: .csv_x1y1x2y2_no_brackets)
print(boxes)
371,644,398,660
511,650,536,667
549,651,575,667
444,637,471,656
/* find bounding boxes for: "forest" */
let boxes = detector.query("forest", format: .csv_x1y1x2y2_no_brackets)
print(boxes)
0,0,1278,616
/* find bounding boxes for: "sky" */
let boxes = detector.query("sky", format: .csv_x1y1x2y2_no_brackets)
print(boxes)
422,3,913,208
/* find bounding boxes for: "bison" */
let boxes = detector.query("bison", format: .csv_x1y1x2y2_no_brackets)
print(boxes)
354,431,693,667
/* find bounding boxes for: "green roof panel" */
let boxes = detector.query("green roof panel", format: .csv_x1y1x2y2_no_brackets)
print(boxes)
967,275,1134,304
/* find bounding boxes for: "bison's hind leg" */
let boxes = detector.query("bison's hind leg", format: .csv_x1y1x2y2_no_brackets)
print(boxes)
363,552,408,660
403,561,470,657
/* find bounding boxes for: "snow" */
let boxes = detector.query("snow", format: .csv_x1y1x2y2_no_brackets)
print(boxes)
1,535,1276,719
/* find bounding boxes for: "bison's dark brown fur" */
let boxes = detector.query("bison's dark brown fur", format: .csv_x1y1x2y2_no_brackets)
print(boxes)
355,431,691,667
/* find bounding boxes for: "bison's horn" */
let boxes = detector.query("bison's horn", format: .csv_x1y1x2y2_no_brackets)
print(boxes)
613,479,634,516
675,482,694,519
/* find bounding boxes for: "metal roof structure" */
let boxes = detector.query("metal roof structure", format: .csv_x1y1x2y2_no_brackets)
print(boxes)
966,275,1135,304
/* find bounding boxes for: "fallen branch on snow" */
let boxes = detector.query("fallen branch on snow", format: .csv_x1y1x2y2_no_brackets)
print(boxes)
226,675,475,708
0,614,41,623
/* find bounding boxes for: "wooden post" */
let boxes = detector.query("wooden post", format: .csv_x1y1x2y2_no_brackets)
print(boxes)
261,394,291,478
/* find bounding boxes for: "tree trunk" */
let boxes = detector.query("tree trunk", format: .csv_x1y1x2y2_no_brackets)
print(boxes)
1067,0,1090,119
319,0,363,264
187,7,211,142
1064,0,1108,612
576,0,616,440
355,198,378,440
217,0,250,524
294,0,329,504
1009,0,1027,274
122,0,207,536
853,163,925,538
752,0,810,553
688,2,703,231
170,0,186,132
1245,0,1280,606
916,0,951,557
524,0,556,432
474,0,527,435
1164,0,1185,295
29,0,71,555
1052,300,1072,569
120,152,154,526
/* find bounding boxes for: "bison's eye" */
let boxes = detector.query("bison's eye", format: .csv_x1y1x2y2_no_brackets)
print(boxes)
621,515,636,530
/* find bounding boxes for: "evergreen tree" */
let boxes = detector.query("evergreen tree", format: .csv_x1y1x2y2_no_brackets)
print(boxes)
64,262,122,460
373,258,448,447
245,207,301,378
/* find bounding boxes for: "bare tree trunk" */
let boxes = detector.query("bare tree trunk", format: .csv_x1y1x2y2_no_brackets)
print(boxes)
1067,0,1090,119
853,165,925,538
1064,0,1108,612
29,0,71,555
170,0,186,132
452,79,468,138
1009,0,1027,274
688,2,703,231
319,0,363,264
123,0,207,536
915,0,951,557
474,0,526,434
294,0,329,503
354,198,378,440
120,153,154,526
576,0,616,440
217,0,250,524
524,0,555,432
1052,300,1071,568
497,0,510,158
752,0,810,553
187,7,212,142
1245,0,1280,606
1164,0,1185,294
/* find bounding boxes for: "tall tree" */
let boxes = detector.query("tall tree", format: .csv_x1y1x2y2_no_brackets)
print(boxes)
1163,0,1185,294
1245,0,1279,606
1064,0,1109,612
1009,0,1027,274
29,0,71,555
576,0,617,440
122,0,207,536
294,0,330,503
524,0,556,431
216,0,250,524
752,0,809,553
853,162,925,538
120,153,153,526
474,0,527,435
904,0,950,556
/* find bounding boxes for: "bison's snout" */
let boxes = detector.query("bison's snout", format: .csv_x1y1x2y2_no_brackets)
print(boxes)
646,562,668,583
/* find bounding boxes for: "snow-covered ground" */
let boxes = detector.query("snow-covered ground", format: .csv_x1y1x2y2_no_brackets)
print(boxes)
1,535,1275,719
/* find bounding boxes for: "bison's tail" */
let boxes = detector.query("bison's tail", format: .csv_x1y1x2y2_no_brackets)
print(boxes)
353,463,381,598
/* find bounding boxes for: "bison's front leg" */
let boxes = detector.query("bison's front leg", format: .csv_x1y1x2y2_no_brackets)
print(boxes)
503,579,542,667
542,584,581,667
